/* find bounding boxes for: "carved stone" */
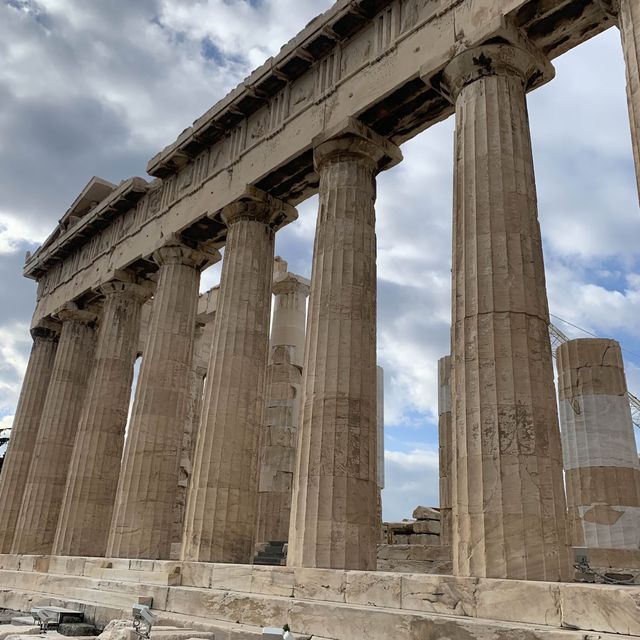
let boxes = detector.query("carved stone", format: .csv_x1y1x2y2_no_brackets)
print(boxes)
287,119,401,570
107,239,218,560
443,44,570,580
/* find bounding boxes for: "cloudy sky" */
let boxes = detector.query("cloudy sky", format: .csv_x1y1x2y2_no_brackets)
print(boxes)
1,0,639,522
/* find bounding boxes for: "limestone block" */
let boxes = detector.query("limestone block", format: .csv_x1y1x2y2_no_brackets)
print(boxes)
345,571,401,609
0,555,20,570
376,559,453,574
210,565,253,592
292,568,346,603
0,626,40,639
48,556,87,576
474,578,561,626
181,563,213,589
400,574,476,616
96,620,136,640
377,545,451,562
411,521,441,535
407,534,439,546
412,507,440,522
251,567,294,598
586,547,640,570
19,556,49,573
559,582,640,636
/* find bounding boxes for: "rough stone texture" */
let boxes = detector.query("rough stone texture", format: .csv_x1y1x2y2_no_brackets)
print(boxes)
443,44,570,580
53,281,150,557
182,190,295,563
376,366,384,541
12,307,97,554
108,239,216,560
255,346,303,545
618,0,640,200
557,338,640,549
287,119,401,571
437,356,452,546
411,507,439,521
255,260,309,546
0,322,59,552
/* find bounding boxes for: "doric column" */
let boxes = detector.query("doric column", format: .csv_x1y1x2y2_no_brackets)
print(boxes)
107,238,217,560
287,118,401,570
558,338,640,549
443,44,570,580
376,366,385,542
0,321,59,552
603,0,640,199
53,279,151,557
182,188,296,563
255,260,310,545
12,306,97,554
437,355,452,547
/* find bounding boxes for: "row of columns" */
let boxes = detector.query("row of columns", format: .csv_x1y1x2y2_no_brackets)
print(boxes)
2,7,639,578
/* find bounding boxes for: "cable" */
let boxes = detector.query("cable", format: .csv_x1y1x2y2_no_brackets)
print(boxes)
550,313,640,361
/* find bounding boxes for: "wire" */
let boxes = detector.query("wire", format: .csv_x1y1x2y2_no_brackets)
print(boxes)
550,313,640,362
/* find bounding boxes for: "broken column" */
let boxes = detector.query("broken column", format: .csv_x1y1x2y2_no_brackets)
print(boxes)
182,188,296,563
107,237,217,560
12,305,97,554
557,338,640,549
0,321,59,552
255,259,310,546
438,355,452,547
442,44,570,580
53,279,150,557
287,118,402,570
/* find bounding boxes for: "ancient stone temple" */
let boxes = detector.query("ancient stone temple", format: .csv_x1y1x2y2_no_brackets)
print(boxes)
1,0,639,638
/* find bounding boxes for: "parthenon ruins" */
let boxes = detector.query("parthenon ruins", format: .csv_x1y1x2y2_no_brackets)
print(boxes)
0,0,639,638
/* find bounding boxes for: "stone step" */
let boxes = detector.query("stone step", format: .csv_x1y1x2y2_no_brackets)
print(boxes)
8,618,35,626
1,558,639,638
1,585,637,640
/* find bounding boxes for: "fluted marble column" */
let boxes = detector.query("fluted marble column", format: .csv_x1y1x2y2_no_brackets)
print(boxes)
443,44,570,580
53,279,150,557
12,306,97,554
287,118,401,570
558,338,640,549
0,321,59,552
182,188,296,563
438,355,452,547
255,260,310,545
107,239,217,560
604,0,640,198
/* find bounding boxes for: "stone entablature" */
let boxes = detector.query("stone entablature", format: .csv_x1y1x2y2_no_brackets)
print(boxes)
24,0,613,327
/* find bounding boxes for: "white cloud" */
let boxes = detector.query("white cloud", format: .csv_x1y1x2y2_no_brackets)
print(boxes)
0,322,31,413
382,447,440,521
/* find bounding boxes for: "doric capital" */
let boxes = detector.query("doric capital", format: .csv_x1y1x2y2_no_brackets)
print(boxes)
313,117,402,174
220,186,297,232
55,302,97,326
273,273,310,297
442,43,554,102
30,318,60,342
98,280,153,303
153,235,221,270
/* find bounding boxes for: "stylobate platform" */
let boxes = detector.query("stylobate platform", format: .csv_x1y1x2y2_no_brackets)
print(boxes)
0,555,638,639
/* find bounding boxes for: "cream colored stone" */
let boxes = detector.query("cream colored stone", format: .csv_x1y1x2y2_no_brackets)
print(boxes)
210,565,253,592
182,190,295,564
557,338,640,549
53,280,150,557
411,507,439,522
442,43,570,581
0,626,40,639
0,322,59,553
400,574,476,616
12,307,97,554
180,562,213,589
559,582,640,636
108,239,217,560
345,571,401,609
437,356,452,546
293,567,346,603
250,566,294,598
287,119,401,571
412,521,441,535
